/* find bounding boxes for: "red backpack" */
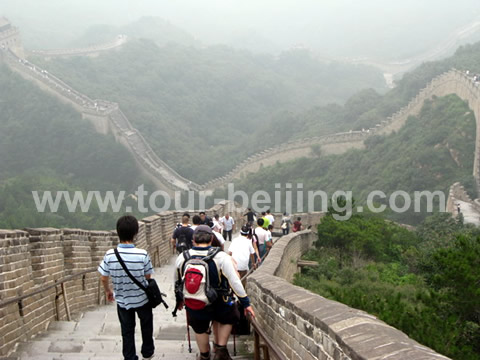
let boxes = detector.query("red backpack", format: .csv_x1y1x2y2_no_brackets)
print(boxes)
181,248,221,310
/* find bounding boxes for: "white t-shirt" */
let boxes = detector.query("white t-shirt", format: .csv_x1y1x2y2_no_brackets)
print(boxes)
213,231,226,245
229,235,255,271
266,214,275,225
221,216,235,231
212,219,223,232
253,227,269,245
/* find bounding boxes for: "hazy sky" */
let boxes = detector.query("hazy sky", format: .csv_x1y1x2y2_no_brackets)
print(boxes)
2,0,480,59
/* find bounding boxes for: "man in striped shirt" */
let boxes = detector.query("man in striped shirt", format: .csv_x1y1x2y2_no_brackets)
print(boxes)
98,215,155,360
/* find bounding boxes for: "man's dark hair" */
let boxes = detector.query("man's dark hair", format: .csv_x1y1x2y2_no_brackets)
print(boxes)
214,214,219,220
297,217,301,221
182,215,190,224
257,218,264,227
116,215,139,242
268,225,273,230
183,212,190,218
261,212,266,216
199,211,206,216
192,215,202,225
266,209,271,214
194,231,213,244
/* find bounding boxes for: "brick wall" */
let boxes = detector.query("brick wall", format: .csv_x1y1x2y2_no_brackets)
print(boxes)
247,230,451,360
0,201,244,356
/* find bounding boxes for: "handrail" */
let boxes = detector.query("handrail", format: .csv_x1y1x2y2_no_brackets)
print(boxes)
239,236,288,360
0,268,98,308
248,314,288,360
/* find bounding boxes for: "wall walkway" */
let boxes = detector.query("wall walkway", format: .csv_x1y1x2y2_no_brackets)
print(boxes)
0,201,244,356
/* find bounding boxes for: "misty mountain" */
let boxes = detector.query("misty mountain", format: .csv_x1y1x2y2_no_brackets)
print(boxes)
231,94,476,225
72,17,197,48
32,37,386,183
0,64,154,229
4,0,480,60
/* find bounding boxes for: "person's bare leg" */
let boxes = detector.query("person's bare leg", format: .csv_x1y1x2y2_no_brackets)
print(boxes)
195,332,210,353
212,322,219,351
215,323,232,346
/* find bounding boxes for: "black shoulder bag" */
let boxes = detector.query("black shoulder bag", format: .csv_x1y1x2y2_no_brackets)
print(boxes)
114,248,168,309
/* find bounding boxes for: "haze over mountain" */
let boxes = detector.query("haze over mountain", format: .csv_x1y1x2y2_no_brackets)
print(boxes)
2,0,480,60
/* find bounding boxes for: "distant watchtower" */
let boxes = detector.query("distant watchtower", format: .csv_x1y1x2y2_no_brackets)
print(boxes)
0,16,24,58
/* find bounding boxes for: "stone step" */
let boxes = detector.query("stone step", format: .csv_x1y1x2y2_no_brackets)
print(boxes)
2,354,251,360
8,337,252,359
3,259,253,360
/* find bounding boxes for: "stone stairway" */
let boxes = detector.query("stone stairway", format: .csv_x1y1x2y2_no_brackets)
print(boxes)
2,257,252,360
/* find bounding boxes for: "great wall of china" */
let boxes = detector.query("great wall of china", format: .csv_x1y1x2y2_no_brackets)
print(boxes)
0,17,473,359
0,201,451,359
27,35,128,58
3,17,480,204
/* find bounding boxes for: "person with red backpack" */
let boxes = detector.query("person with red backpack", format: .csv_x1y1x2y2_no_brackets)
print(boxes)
173,225,255,360
292,217,302,232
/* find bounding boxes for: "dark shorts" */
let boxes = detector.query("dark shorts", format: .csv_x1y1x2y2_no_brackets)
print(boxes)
187,301,240,334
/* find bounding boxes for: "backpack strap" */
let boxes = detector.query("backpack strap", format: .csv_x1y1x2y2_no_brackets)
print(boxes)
181,250,192,276
180,247,221,277
114,248,147,293
252,229,259,244
203,246,221,262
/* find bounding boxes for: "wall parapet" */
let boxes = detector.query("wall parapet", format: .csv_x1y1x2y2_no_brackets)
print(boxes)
247,229,451,360
0,200,244,357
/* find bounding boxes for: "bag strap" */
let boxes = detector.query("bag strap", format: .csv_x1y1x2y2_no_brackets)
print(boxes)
180,247,220,276
114,248,147,292
204,246,221,261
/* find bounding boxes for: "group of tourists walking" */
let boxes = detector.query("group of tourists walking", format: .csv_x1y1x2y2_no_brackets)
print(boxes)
98,209,303,360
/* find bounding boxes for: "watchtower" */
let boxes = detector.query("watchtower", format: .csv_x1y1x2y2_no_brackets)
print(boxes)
0,16,24,58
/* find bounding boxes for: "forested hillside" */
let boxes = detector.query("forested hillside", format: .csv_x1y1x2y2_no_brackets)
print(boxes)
230,94,476,225
0,64,153,229
32,37,386,183
295,210,480,359
259,41,480,142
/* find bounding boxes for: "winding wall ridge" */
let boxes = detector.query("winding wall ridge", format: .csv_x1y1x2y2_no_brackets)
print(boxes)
203,69,480,192
247,228,451,360
0,48,200,193
26,35,128,58
3,34,480,193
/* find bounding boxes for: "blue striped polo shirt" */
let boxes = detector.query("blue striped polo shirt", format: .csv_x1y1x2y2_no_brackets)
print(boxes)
98,243,154,309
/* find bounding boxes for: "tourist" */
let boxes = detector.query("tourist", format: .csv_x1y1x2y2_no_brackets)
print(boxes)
220,213,235,241
243,208,256,227
212,214,224,234
253,219,270,260
211,223,226,250
265,210,275,227
199,211,213,227
292,217,302,232
281,212,292,235
191,215,202,231
171,215,194,253
228,225,256,288
98,215,155,360
260,212,270,230
174,226,255,360
266,225,274,254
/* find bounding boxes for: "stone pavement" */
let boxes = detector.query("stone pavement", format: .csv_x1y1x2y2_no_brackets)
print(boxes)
2,254,252,360
457,199,480,226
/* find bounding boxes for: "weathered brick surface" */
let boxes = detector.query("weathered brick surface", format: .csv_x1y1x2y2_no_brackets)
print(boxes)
247,230,451,360
0,201,245,356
